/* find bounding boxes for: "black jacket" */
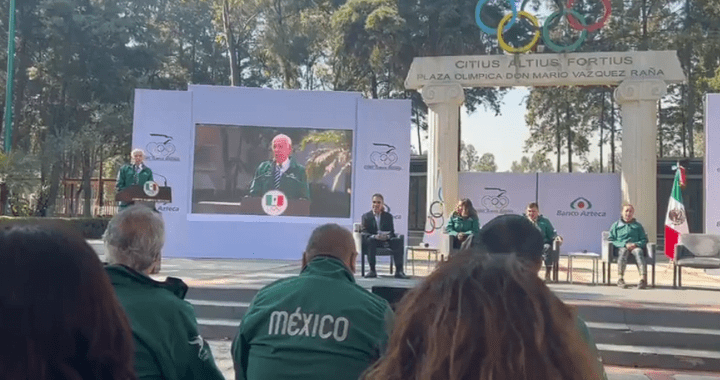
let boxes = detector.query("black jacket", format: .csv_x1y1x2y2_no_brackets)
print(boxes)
361,211,396,238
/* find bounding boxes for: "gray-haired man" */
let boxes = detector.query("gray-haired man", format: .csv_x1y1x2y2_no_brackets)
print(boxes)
104,205,224,380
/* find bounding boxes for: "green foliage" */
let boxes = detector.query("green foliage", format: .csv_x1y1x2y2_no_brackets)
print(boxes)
300,131,352,191
0,216,111,239
511,151,554,173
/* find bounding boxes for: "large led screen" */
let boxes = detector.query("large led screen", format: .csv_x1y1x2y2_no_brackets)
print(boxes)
192,124,353,217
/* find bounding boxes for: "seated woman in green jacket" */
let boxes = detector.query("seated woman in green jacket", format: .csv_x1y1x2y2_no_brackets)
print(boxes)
445,198,481,250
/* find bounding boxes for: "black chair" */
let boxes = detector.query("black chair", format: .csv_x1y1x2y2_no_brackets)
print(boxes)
601,231,656,287
353,231,404,277
674,233,720,288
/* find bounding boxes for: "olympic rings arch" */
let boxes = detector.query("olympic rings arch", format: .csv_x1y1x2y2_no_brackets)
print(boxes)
476,0,611,53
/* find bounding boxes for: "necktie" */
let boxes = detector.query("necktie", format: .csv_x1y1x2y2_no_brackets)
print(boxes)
274,164,281,189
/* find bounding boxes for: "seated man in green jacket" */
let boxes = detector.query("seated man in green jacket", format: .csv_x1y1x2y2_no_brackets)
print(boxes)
608,204,649,289
525,202,563,282
232,224,394,380
445,198,481,252
103,205,225,380
476,214,608,380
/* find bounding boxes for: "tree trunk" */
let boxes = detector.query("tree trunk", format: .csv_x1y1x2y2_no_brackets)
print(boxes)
600,90,604,173
82,149,92,217
566,103,572,173
97,148,103,208
658,99,663,157
610,95,616,173
556,109,561,172
223,0,240,86
45,160,63,216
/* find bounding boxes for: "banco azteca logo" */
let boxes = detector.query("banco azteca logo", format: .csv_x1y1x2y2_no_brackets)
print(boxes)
570,197,592,210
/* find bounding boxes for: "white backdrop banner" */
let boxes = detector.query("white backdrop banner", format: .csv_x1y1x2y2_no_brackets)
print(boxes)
706,94,720,234
537,173,621,254
132,86,410,259
132,90,193,258
354,99,411,240
458,172,537,225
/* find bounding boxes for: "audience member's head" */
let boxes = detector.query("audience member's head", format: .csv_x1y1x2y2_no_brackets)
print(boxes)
104,204,165,275
363,253,600,380
303,223,357,273
476,214,545,271
0,222,136,380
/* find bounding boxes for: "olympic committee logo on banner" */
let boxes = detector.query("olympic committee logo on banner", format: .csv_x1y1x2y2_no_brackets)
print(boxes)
364,143,401,171
143,181,160,197
557,197,606,217
478,187,513,214
146,133,180,161
262,190,287,216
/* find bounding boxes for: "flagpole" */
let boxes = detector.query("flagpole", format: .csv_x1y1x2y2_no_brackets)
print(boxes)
3,0,16,153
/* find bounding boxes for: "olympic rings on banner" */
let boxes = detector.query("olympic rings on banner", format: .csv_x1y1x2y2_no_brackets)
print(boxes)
476,0,611,53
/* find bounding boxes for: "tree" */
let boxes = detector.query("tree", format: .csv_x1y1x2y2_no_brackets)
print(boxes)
300,130,352,192
511,151,553,173
475,153,497,172
460,141,479,171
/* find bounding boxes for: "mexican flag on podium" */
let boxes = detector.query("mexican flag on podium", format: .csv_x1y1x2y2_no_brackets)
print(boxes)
664,163,689,260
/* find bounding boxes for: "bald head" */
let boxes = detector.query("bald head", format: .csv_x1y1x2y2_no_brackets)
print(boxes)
303,224,357,272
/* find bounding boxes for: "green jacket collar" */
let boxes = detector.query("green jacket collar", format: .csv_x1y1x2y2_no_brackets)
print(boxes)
300,256,355,283
105,264,188,299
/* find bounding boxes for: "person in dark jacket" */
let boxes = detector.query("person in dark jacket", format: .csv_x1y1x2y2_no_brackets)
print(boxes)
103,205,224,380
0,222,136,380
232,223,394,380
445,198,481,251
116,148,154,210
608,204,649,289
525,202,563,282
249,134,310,200
361,193,408,279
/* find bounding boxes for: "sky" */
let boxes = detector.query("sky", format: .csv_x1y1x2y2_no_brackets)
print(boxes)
411,87,604,172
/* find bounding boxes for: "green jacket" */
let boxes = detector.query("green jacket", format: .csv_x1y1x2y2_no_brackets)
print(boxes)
576,316,609,380
248,157,310,200
116,163,154,192
445,214,480,236
608,218,648,248
527,215,557,244
105,265,224,380
232,256,394,380
116,163,154,209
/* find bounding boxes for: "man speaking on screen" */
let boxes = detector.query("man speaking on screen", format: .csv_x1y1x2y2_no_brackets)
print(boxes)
249,134,310,200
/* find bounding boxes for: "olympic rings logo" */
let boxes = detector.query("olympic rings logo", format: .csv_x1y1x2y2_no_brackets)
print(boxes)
475,0,611,53
425,200,445,233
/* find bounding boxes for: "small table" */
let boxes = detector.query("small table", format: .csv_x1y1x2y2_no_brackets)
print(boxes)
566,251,600,284
406,246,441,275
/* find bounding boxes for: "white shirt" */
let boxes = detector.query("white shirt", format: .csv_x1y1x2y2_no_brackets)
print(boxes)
374,212,382,229
276,158,291,175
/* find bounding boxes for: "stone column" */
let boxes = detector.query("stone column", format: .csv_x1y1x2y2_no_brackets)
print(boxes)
421,83,465,254
614,79,667,242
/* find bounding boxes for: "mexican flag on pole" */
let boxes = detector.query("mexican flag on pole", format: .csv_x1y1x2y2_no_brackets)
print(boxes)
664,164,689,259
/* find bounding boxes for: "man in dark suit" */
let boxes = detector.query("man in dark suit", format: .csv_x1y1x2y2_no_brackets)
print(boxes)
361,193,408,279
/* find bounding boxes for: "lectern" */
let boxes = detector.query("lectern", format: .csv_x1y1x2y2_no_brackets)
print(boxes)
116,184,172,208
